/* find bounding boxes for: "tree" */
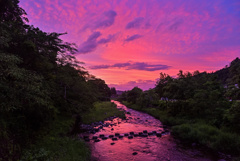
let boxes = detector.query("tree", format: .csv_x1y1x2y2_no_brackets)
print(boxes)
87,78,111,101
110,87,117,96
155,72,173,98
126,87,143,104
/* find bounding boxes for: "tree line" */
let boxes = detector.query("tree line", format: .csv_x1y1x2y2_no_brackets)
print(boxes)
118,58,240,154
120,57,240,129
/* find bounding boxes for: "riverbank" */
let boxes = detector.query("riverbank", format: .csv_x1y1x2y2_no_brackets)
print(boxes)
20,101,125,161
20,115,90,161
82,101,125,124
121,101,240,160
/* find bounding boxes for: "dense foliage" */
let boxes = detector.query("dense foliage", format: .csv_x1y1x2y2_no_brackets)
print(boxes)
0,0,111,160
118,58,240,155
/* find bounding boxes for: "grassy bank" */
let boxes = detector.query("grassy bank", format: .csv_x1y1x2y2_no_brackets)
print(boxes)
20,115,90,161
121,101,240,156
20,101,124,161
82,101,125,124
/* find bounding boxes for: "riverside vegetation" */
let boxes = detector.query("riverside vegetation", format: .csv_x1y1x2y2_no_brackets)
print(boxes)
118,58,240,157
19,102,124,161
0,1,118,160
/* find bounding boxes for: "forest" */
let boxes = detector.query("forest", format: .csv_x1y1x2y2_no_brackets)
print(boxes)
118,57,240,155
0,1,115,160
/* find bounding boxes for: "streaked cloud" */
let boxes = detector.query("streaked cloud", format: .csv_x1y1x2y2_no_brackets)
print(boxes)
126,17,144,29
90,62,170,71
94,10,117,29
98,34,116,44
78,32,116,53
78,32,101,54
124,34,143,42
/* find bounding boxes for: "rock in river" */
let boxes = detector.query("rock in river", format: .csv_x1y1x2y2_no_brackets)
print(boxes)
112,137,118,141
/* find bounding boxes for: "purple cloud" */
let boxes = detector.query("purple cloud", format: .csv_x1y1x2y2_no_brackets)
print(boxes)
125,17,144,29
90,62,170,71
78,32,117,53
124,34,143,42
127,62,170,71
168,19,183,31
87,32,101,41
78,32,101,54
112,62,131,68
95,10,117,28
98,34,116,44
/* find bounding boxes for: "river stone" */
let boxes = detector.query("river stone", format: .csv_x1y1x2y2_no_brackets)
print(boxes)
109,135,114,138
118,135,124,138
112,137,118,141
124,133,129,136
130,132,134,135
143,130,148,133
156,133,162,137
139,132,143,135
142,134,148,137
111,128,114,131
115,133,120,136
134,134,139,137
132,152,138,155
152,131,157,133
94,139,100,142
99,134,104,138
102,137,108,140
148,132,153,135
128,136,133,139
110,143,115,145
161,132,166,135
92,136,98,140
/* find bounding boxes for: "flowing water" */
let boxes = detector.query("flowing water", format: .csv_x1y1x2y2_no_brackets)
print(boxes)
80,101,219,161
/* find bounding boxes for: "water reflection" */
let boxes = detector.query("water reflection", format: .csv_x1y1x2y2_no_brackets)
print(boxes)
80,101,214,161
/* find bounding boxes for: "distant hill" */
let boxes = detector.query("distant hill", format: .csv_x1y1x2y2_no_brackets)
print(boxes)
214,57,240,86
116,90,124,95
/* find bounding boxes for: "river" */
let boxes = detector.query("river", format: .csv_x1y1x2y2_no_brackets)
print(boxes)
80,101,219,161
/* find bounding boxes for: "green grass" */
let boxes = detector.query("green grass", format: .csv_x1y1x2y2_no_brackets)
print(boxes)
172,123,240,155
82,101,125,124
121,101,186,126
20,116,90,161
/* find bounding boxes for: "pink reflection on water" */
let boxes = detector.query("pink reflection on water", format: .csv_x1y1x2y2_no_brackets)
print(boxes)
83,101,215,161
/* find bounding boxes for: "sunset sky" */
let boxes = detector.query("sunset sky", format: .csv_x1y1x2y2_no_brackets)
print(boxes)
19,0,240,91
